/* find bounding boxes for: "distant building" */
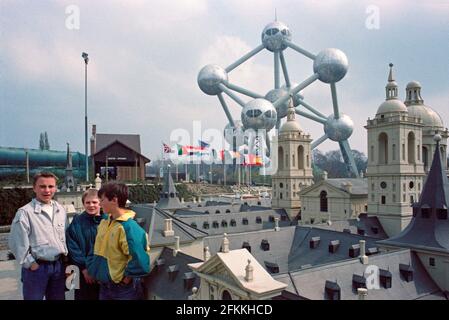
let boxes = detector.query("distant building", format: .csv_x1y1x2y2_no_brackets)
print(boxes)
90,125,150,181
299,175,368,224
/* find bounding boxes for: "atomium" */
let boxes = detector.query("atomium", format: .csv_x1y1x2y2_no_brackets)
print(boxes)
324,113,354,142
313,48,349,84
197,64,228,95
198,19,359,176
261,21,292,52
241,99,277,131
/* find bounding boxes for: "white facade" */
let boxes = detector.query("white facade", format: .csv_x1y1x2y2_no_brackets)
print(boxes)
272,102,314,219
365,65,425,237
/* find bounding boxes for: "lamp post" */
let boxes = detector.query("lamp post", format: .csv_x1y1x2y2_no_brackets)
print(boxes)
82,52,89,182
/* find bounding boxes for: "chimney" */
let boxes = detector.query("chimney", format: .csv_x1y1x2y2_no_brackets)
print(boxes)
163,219,175,237
322,171,328,180
203,246,211,261
95,173,102,190
274,217,280,231
359,240,369,264
357,288,368,300
193,197,197,203
245,259,253,282
222,233,229,253
173,236,181,256
198,196,202,203
181,197,185,203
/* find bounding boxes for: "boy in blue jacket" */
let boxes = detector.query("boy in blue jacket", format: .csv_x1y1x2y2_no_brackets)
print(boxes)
67,189,108,300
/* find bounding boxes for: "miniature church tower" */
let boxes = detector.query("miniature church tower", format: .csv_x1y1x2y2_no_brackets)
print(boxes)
272,97,313,219
365,64,425,237
63,142,75,191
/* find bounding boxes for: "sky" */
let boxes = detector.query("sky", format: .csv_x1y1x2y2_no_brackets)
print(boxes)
1,0,449,161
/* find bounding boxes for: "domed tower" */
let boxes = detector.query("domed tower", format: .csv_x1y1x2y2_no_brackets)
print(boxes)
272,98,313,219
365,64,425,237
404,81,448,173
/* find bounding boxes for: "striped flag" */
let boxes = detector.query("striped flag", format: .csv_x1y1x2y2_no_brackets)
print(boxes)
163,143,173,153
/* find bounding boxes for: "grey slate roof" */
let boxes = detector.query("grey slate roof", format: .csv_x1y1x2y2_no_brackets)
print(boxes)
379,144,449,253
204,226,381,274
131,204,208,248
145,247,201,300
175,207,291,236
274,249,445,300
95,133,141,153
314,213,388,239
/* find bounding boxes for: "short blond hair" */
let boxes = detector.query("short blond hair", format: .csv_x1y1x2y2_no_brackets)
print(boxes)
82,188,99,203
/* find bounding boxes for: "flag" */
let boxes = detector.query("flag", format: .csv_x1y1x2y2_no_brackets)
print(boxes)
243,154,263,166
198,140,210,149
163,143,172,153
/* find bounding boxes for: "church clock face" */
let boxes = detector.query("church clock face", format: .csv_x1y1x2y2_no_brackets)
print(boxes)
380,181,387,189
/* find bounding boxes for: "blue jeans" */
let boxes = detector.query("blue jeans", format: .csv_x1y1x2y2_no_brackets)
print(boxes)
99,278,143,300
21,260,65,300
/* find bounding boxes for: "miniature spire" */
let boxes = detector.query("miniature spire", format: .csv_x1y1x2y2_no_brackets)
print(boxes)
222,233,230,253
287,95,295,121
385,63,398,100
245,259,254,282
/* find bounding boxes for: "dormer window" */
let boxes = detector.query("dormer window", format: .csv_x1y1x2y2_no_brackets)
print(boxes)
215,210,221,214
329,240,340,253
221,220,228,228
264,261,279,274
268,215,275,222
167,265,179,281
366,247,379,256
349,244,360,258
226,209,231,213
190,222,197,228
379,269,392,289
325,281,341,300
242,241,251,252
212,221,219,228
261,239,270,251
437,207,448,220
256,216,262,224
203,221,209,229
242,218,249,225
309,237,320,249
352,274,366,290
230,219,236,227
371,226,379,234
399,264,414,282
183,272,196,290
421,204,431,218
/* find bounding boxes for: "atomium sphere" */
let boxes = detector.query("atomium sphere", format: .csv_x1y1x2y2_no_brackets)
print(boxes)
324,113,354,142
197,64,228,95
241,98,277,131
261,21,292,52
281,83,304,107
265,88,289,119
223,120,247,146
313,48,348,83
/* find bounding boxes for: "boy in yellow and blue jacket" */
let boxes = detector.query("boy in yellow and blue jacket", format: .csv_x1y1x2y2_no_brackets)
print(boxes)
87,182,150,300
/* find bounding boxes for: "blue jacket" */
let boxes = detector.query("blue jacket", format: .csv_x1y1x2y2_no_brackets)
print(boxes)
66,211,108,270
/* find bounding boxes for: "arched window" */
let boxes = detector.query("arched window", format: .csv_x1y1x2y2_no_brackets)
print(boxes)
408,132,415,164
222,290,232,300
422,146,429,170
306,155,310,167
292,154,295,168
320,191,328,212
298,146,304,169
392,144,396,161
370,146,374,162
278,146,284,170
378,133,388,164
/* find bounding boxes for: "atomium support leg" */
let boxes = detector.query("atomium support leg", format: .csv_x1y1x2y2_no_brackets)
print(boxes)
285,41,316,60
311,134,328,149
218,83,246,107
330,82,340,119
298,100,327,119
339,139,360,178
275,119,281,130
279,51,291,88
265,131,271,156
274,51,281,89
295,108,327,124
217,93,235,127
225,44,265,72
274,73,319,109
225,82,264,99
